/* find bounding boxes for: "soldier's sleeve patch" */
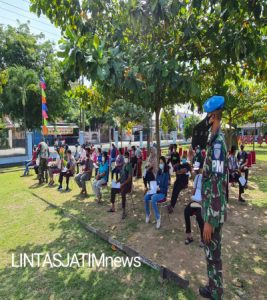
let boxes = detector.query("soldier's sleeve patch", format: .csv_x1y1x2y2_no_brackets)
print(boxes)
212,142,224,175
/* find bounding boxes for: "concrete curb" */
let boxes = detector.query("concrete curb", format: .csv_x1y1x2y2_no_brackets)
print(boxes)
31,192,189,289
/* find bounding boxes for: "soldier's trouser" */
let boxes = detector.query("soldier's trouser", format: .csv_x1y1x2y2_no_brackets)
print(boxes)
204,225,223,300
38,158,48,183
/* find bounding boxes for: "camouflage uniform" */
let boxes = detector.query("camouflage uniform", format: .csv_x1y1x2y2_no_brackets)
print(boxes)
202,129,228,300
38,141,49,183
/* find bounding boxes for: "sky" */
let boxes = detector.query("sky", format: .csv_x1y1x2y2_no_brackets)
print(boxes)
0,0,61,43
0,0,202,116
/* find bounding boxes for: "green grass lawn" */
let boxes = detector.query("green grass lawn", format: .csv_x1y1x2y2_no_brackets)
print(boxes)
245,144,267,162
0,143,265,299
0,172,195,300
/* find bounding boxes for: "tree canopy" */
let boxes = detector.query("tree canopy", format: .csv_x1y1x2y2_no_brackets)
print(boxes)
0,23,68,129
29,0,267,152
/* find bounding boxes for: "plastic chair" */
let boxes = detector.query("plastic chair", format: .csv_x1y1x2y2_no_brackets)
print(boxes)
157,196,171,223
113,182,135,212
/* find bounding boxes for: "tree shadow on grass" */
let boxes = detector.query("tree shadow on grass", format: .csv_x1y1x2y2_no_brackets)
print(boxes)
0,195,195,300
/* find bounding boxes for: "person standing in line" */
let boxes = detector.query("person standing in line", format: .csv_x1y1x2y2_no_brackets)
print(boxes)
199,96,228,300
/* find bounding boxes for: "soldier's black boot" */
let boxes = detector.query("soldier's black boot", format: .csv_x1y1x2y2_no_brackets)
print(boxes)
199,286,212,299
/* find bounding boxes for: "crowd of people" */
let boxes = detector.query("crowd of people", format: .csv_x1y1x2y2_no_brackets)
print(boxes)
21,139,249,238
19,95,254,299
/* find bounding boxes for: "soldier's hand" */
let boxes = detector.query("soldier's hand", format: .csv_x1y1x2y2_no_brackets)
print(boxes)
203,222,213,244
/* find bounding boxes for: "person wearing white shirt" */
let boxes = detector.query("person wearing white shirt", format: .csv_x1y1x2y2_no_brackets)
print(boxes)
184,162,204,247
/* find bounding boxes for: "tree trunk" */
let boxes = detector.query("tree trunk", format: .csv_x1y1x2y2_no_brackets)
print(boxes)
82,108,85,131
224,113,237,150
120,125,123,148
155,107,161,162
253,120,256,151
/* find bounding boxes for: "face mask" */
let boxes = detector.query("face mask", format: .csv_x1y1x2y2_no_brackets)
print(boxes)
205,114,213,129
182,158,187,164
124,158,129,163
159,163,164,170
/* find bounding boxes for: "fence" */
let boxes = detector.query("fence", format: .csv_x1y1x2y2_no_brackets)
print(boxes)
0,130,33,166
0,128,27,157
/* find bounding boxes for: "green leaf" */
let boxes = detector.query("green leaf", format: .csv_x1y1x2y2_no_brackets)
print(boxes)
180,6,186,15
93,34,100,50
148,85,155,93
85,55,95,63
162,68,168,77
97,65,105,81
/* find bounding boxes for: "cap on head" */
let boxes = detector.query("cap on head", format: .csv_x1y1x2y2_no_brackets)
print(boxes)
203,96,225,113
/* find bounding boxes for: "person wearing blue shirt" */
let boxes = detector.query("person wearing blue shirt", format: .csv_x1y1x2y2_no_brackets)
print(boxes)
92,152,109,202
144,156,169,229
110,144,117,165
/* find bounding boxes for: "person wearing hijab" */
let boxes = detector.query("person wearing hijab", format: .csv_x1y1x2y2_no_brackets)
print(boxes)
143,147,158,193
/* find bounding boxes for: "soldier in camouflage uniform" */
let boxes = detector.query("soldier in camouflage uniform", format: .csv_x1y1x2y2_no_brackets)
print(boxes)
199,96,228,300
37,138,49,184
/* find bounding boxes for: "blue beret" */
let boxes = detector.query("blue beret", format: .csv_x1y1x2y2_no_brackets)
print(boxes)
203,96,225,113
